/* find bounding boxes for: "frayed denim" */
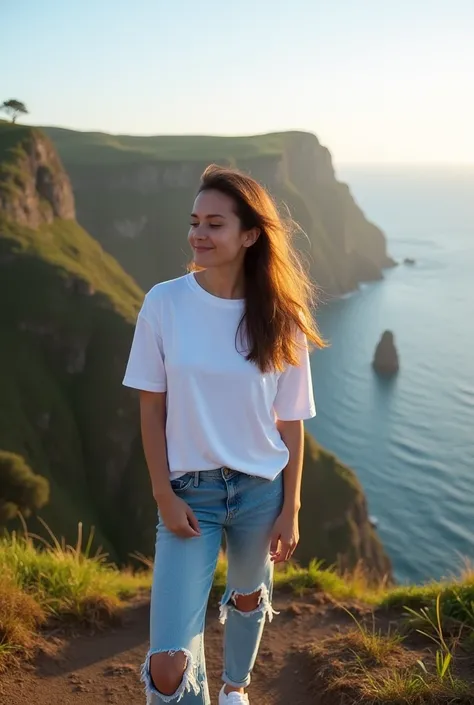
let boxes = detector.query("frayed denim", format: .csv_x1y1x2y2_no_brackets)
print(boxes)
141,468,283,703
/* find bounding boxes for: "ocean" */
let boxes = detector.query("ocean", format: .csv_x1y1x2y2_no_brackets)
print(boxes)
306,164,474,585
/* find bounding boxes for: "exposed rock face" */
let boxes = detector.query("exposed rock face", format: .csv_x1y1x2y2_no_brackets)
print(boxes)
0,127,75,227
279,133,395,293
45,127,395,298
372,330,399,376
297,433,393,582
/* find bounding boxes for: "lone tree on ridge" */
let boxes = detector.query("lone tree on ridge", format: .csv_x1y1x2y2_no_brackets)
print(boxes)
1,99,28,123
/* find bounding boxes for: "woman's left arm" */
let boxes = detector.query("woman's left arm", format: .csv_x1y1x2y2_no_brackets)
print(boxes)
270,419,304,563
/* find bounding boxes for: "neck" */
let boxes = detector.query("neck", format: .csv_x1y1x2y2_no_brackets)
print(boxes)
195,265,245,300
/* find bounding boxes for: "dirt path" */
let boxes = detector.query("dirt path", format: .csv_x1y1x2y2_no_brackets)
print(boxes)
0,594,350,705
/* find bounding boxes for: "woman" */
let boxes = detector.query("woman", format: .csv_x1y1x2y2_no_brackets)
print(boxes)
123,165,324,704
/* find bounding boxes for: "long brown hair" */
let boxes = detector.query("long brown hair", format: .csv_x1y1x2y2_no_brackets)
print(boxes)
190,164,326,373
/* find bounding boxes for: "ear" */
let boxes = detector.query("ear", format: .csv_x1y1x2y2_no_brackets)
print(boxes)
243,227,261,248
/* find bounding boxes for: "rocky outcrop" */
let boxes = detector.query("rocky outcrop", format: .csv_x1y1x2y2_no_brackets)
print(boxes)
372,330,399,376
44,127,395,297
279,133,395,293
0,124,75,227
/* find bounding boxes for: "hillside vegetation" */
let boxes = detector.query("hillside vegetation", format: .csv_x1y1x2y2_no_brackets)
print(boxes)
0,122,145,559
41,127,292,163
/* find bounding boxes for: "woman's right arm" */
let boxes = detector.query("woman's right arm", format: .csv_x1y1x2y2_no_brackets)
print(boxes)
140,390,200,538
139,390,172,501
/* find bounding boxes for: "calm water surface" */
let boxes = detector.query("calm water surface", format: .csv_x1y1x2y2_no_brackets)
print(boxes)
306,165,474,583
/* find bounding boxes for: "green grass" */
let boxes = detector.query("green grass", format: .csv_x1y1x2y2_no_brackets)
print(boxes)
307,604,474,704
0,120,33,160
1,526,151,615
0,217,142,323
380,570,474,634
0,121,38,200
273,559,384,600
361,669,473,704
0,523,151,669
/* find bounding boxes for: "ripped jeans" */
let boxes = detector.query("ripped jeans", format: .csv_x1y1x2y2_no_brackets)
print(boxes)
142,467,283,704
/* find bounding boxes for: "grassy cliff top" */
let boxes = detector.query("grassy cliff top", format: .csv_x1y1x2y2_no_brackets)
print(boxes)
41,125,319,165
1,218,143,323
0,120,143,322
0,120,38,160
0,122,45,201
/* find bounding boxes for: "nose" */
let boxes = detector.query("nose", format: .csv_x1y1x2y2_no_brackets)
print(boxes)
192,225,208,240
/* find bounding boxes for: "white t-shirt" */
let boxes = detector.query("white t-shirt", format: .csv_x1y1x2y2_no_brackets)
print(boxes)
122,273,316,480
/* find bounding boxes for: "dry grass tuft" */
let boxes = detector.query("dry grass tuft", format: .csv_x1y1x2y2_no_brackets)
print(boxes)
0,576,46,671
0,521,152,669
303,613,474,704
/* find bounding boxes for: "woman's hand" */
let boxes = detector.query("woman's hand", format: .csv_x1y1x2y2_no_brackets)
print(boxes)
155,490,201,539
270,509,300,563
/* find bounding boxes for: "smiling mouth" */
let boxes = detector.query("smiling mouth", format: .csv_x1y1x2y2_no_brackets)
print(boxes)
193,246,214,251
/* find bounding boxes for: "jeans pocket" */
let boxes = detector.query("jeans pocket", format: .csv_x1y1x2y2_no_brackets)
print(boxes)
170,473,194,492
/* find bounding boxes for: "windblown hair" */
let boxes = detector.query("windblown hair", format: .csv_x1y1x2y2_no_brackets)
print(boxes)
191,164,326,373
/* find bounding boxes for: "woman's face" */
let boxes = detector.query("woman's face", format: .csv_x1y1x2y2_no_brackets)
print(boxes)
188,189,258,268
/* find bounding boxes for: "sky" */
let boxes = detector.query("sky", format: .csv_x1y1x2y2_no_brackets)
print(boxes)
2,0,474,164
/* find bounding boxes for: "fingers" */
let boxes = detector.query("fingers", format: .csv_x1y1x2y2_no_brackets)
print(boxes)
185,507,201,537
174,523,199,539
168,511,201,538
272,540,298,564
272,541,288,564
270,532,281,562
164,501,200,538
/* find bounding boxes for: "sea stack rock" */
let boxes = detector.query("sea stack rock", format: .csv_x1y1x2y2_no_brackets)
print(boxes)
372,330,399,376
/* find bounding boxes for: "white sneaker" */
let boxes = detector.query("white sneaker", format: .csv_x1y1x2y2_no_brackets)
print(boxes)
218,685,249,704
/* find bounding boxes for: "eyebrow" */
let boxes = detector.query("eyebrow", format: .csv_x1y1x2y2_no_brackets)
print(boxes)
190,213,226,219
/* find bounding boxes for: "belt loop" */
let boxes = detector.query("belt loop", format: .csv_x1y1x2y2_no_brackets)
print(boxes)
193,471,199,488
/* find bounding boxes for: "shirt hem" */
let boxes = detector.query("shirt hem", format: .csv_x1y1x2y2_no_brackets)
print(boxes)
275,407,316,421
122,377,167,392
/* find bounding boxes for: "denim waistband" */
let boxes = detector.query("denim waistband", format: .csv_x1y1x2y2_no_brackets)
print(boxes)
191,467,239,483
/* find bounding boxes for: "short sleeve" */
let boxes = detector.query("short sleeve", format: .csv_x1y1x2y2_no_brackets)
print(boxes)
122,298,167,393
273,328,316,421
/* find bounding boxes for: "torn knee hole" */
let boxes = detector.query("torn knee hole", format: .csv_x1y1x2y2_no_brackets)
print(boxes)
149,651,186,695
141,649,199,702
219,583,278,624
232,590,262,612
